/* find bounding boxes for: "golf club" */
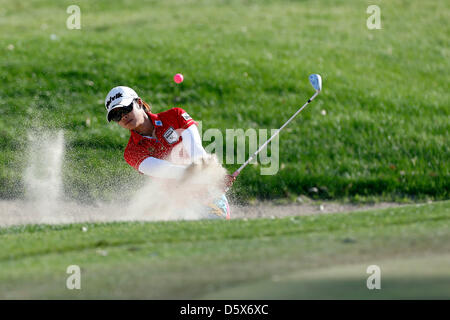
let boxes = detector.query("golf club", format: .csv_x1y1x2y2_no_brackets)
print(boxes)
231,74,322,179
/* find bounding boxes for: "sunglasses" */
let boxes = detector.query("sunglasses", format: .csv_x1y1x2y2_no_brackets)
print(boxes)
109,102,134,122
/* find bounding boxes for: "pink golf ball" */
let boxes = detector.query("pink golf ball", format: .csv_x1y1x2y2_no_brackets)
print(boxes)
174,73,184,84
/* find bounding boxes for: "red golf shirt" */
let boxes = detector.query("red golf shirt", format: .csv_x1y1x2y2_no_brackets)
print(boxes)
124,107,197,171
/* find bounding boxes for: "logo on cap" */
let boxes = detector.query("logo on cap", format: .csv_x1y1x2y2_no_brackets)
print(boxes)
106,92,123,108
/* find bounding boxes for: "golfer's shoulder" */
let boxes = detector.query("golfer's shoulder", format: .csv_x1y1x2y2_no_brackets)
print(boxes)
156,107,195,128
157,106,188,118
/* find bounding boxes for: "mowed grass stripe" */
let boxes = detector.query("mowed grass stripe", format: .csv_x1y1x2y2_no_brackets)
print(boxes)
0,201,448,262
0,202,448,299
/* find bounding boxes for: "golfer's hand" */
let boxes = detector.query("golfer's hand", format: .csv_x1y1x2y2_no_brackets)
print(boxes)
224,174,236,190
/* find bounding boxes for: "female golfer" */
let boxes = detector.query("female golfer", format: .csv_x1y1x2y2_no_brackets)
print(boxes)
104,86,234,219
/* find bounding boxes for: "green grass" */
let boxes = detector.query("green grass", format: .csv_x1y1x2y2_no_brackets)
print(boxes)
0,0,448,201
0,201,449,299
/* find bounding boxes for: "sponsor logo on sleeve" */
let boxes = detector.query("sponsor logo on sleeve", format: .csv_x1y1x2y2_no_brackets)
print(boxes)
163,127,179,144
155,120,163,126
181,112,192,121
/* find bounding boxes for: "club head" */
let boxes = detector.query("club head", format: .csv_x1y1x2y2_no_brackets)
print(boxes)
309,74,322,92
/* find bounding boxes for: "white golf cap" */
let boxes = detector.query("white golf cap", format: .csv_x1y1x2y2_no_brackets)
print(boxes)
104,86,139,122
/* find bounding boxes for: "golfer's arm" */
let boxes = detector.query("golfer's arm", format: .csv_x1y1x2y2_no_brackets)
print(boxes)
181,125,208,161
138,125,206,179
138,157,186,179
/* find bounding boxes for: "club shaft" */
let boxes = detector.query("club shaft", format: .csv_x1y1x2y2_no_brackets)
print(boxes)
232,91,319,177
